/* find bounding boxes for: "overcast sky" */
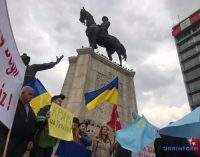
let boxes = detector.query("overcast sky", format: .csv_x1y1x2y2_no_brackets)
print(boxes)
6,0,200,127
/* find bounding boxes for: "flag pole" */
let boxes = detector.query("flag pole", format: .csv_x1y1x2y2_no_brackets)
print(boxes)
114,104,117,142
113,104,117,153
3,129,11,157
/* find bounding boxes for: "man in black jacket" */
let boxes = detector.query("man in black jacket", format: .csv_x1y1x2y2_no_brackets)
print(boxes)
6,86,36,157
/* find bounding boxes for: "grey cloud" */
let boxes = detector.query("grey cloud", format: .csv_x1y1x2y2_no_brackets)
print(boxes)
164,0,200,22
135,65,186,103
6,0,198,126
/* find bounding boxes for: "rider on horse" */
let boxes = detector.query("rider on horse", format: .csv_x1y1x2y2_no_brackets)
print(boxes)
79,8,127,66
100,16,110,36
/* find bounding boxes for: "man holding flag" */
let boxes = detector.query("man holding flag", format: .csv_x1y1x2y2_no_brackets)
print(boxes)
33,94,66,157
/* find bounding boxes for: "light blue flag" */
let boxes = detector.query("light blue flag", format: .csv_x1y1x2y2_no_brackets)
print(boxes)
116,115,160,153
160,106,200,138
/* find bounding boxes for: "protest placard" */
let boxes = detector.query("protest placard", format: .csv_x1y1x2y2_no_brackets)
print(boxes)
0,0,25,129
48,103,74,141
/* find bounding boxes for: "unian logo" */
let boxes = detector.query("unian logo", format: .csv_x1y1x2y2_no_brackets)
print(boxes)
180,18,191,30
162,146,199,152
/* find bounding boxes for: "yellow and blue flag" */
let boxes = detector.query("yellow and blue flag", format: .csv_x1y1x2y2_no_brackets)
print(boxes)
84,77,118,110
25,79,51,115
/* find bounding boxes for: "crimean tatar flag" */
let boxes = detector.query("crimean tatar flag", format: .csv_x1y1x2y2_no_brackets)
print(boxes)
85,77,118,110
25,79,51,115
116,115,160,153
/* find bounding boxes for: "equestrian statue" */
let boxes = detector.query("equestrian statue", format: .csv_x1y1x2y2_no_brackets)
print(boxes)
79,7,127,66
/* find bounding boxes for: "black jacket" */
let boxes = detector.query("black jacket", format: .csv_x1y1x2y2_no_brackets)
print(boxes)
115,143,131,157
10,100,36,142
5,100,36,157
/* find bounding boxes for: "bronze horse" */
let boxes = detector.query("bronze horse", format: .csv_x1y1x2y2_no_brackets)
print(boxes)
79,8,127,66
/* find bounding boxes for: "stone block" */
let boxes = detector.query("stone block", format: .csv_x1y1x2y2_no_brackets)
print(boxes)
61,48,137,128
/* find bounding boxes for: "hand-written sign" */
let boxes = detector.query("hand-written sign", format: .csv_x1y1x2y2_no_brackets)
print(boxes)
0,83,12,110
0,33,19,77
48,103,74,141
0,0,25,129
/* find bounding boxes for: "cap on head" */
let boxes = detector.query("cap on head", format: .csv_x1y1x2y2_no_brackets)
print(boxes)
51,94,65,103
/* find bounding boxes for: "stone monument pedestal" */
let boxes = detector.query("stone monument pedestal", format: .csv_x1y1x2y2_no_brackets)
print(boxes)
61,48,137,130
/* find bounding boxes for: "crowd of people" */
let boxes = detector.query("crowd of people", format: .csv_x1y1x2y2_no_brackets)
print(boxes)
0,85,132,157
2,85,198,157
0,54,199,157
0,52,132,157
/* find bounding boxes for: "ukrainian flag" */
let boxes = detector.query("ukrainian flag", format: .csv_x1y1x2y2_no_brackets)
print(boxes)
85,77,118,110
25,79,51,115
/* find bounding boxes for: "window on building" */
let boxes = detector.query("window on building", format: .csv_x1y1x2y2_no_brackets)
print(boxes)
192,22,200,33
181,47,197,61
188,79,200,91
185,68,200,81
197,44,200,51
191,93,200,105
183,55,200,70
176,30,191,42
194,33,200,43
179,38,194,51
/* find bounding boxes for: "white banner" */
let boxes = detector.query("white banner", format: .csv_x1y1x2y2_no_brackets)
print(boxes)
0,0,25,129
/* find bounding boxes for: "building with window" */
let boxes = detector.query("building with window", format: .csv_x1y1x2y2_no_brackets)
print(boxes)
172,9,200,110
